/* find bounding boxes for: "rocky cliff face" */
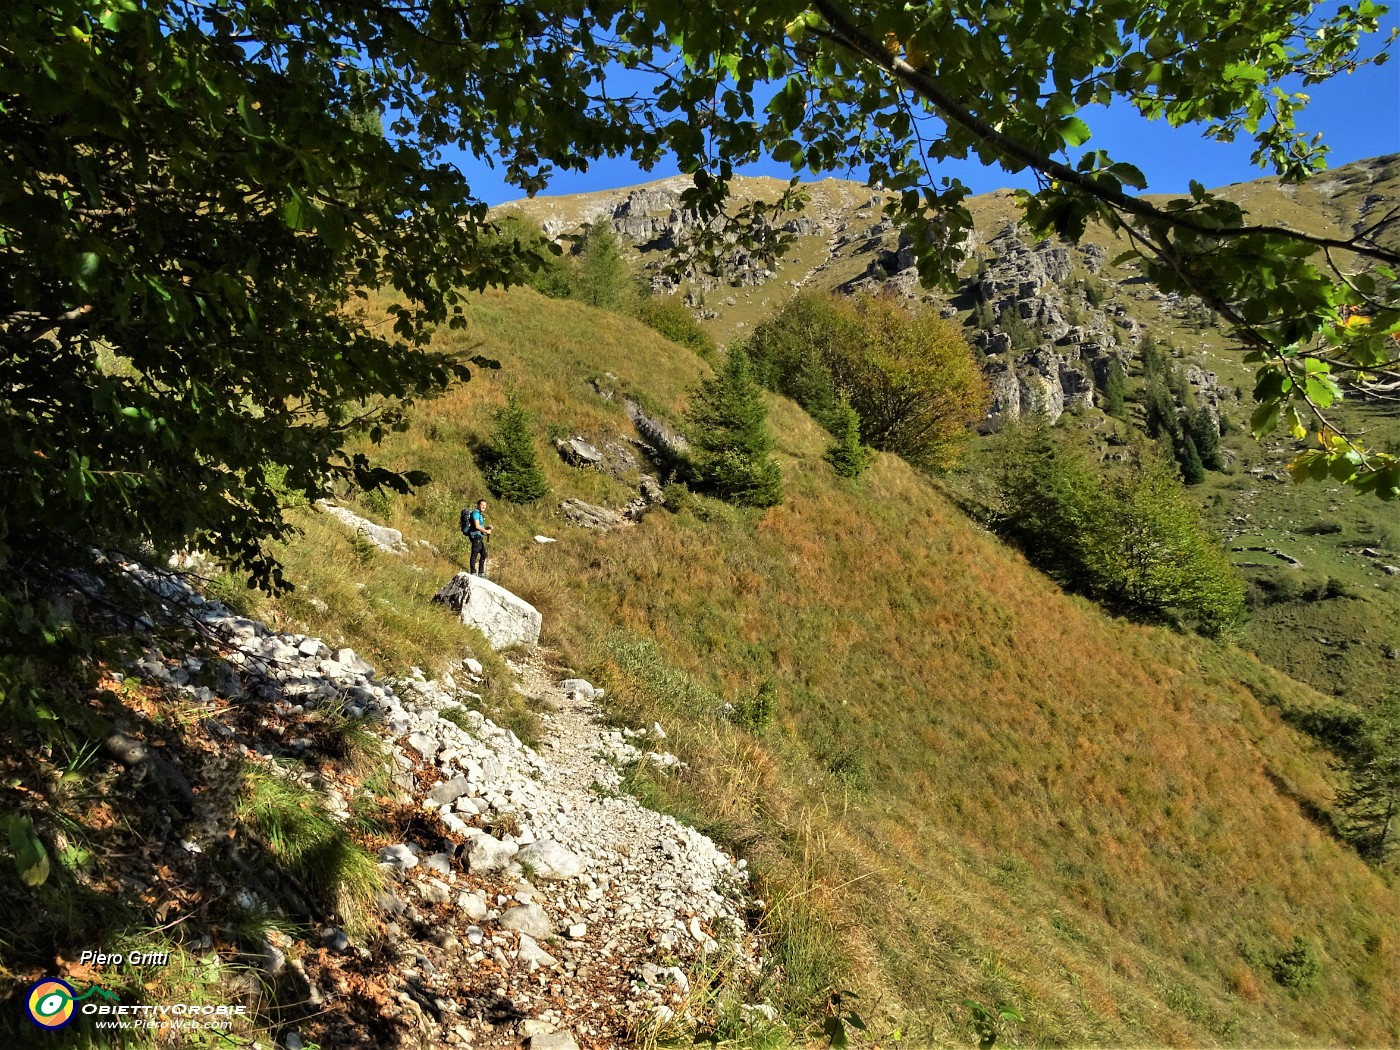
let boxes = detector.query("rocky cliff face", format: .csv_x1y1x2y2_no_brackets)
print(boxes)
971,230,1115,427
503,172,1253,430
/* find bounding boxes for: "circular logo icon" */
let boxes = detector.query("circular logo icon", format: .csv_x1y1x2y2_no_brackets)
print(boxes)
26,978,77,1030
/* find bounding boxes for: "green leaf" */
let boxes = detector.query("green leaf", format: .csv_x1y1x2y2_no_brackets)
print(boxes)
6,815,50,888
283,189,316,231
1059,117,1092,147
1304,376,1337,408
822,1016,850,1049
1250,401,1281,439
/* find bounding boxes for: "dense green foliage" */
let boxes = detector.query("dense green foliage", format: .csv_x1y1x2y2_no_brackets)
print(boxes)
990,418,1246,635
483,394,550,503
0,0,531,588
633,295,717,357
748,291,989,470
1341,693,1400,863
686,347,784,507
573,226,639,314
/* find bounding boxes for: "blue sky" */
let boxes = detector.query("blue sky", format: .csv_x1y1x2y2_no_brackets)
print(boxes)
452,12,1400,206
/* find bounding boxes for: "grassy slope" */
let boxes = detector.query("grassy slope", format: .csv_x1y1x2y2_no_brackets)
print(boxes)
260,288,1400,1047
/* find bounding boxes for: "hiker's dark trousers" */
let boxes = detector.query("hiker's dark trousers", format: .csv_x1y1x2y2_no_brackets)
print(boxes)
469,534,487,576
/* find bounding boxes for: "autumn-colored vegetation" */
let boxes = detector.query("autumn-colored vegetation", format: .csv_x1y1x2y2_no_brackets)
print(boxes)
251,287,1400,1046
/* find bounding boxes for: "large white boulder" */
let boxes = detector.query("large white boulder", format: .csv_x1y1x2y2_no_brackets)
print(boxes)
432,573,542,650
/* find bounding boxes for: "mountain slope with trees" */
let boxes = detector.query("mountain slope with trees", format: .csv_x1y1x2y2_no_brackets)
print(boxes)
232,287,1400,1046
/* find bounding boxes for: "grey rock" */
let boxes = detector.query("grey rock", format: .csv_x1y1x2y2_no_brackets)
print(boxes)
516,839,585,880
335,648,374,676
527,1033,580,1050
559,498,628,531
315,500,407,554
499,902,553,939
440,811,471,836
625,399,690,460
407,732,441,762
554,436,605,467
428,776,471,804
262,940,286,977
559,678,596,701
456,890,489,920
375,890,406,916
378,844,419,870
463,830,518,872
432,573,543,651
516,934,558,968
419,878,452,905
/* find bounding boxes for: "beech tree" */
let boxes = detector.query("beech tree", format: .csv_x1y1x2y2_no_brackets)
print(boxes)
991,418,1245,635
2,0,1397,602
749,291,989,469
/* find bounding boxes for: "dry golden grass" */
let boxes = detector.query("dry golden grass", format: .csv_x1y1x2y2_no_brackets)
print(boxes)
260,287,1400,1047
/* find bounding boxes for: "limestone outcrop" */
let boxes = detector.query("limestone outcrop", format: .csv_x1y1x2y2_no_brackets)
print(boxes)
432,573,543,650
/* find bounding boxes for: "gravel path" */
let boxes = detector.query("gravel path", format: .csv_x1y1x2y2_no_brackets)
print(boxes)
114,555,770,1048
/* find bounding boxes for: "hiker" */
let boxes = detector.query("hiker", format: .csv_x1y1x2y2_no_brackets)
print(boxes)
461,498,493,577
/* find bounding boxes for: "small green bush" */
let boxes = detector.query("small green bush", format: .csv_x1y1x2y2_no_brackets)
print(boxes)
730,679,777,732
634,296,716,357
1270,936,1321,989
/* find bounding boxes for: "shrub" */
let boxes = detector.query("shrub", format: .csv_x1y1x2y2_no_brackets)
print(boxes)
483,394,550,503
730,679,777,732
1270,936,1321,989
990,418,1245,635
832,294,991,469
747,290,989,471
634,296,716,357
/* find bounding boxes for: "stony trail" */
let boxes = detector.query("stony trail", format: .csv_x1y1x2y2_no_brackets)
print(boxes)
114,556,771,1050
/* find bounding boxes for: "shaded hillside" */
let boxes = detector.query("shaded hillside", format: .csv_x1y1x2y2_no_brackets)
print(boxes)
244,288,1400,1046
